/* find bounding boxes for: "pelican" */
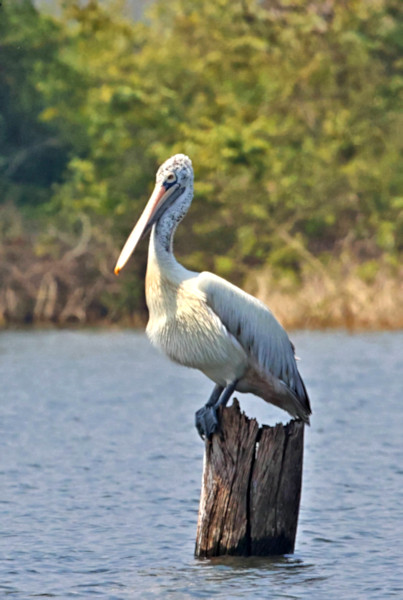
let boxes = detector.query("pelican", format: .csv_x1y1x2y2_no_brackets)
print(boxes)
114,154,311,438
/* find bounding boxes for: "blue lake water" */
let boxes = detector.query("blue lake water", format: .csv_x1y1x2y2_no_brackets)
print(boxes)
0,330,402,599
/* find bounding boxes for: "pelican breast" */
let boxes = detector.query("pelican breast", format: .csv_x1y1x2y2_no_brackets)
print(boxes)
145,264,247,385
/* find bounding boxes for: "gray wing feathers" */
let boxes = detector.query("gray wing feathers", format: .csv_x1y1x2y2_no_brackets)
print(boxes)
197,271,310,412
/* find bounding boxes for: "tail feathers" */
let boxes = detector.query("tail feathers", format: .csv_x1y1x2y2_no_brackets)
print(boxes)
280,383,311,424
295,374,312,420
272,380,311,424
238,367,311,424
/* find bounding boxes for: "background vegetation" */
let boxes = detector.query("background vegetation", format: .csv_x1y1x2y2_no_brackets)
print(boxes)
1,0,402,328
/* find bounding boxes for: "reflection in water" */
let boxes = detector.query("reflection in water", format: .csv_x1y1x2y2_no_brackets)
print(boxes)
139,554,325,600
197,554,322,585
0,330,402,599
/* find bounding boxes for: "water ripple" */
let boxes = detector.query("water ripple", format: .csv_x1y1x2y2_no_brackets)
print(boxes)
0,330,402,599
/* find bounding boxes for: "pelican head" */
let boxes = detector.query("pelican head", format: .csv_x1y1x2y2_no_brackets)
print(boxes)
114,154,193,275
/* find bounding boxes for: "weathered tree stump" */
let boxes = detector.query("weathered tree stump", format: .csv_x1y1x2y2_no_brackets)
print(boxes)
195,399,304,557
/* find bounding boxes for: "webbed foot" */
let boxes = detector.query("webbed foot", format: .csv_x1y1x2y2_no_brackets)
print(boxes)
195,404,219,440
195,380,239,440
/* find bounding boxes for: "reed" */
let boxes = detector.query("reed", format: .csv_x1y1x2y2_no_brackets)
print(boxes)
247,262,403,331
0,212,401,330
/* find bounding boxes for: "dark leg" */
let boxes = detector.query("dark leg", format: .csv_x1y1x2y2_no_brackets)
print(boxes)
206,383,224,407
195,380,238,440
195,384,223,440
216,380,238,408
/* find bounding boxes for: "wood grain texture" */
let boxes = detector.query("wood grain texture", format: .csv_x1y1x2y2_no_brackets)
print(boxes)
195,400,304,557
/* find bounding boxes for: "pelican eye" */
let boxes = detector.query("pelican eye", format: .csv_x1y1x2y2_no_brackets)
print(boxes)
165,173,176,184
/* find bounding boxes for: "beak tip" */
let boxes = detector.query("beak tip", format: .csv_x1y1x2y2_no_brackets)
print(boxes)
114,266,120,276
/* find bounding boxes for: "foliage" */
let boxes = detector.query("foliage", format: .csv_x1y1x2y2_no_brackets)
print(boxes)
0,0,402,325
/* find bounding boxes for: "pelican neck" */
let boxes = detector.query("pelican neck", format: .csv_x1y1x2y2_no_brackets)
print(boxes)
148,225,180,271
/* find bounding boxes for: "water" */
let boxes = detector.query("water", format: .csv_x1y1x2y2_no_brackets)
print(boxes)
0,330,402,599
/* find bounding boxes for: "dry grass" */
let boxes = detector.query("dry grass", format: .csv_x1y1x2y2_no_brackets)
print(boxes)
246,263,403,331
1,207,401,330
2,253,401,330
0,211,119,326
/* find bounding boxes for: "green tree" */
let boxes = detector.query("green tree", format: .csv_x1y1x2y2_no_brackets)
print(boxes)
1,0,401,325
47,0,402,280
0,0,72,209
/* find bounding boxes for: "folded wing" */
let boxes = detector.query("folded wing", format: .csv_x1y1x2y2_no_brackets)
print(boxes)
196,271,311,416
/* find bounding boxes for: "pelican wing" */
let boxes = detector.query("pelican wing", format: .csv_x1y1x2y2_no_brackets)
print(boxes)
196,271,310,412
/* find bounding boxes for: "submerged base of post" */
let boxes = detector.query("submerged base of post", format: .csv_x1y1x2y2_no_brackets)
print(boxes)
195,399,304,558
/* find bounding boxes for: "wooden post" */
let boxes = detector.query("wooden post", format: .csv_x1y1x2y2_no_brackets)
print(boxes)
195,399,304,557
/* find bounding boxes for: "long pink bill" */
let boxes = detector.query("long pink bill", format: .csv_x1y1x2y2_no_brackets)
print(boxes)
114,184,167,275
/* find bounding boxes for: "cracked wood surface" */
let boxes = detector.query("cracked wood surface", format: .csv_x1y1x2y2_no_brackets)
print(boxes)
195,399,304,557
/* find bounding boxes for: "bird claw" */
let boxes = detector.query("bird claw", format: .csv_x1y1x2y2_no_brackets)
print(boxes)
195,405,219,440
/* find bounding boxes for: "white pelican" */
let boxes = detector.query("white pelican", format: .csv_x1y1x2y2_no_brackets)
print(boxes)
114,154,311,438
